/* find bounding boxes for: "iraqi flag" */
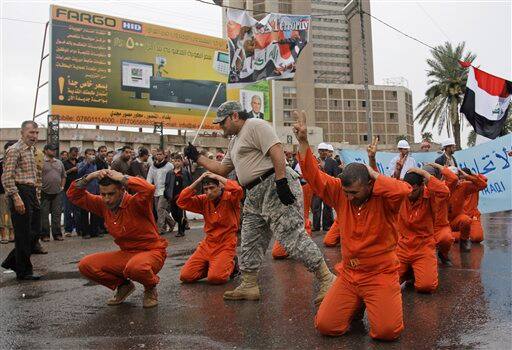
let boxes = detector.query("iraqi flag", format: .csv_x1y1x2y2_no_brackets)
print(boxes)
460,62,511,139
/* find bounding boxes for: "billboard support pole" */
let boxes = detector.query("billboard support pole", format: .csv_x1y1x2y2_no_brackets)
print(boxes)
191,82,223,146
47,114,60,153
33,21,50,121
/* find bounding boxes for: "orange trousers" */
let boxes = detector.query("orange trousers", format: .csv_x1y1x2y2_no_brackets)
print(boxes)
323,218,341,247
434,225,454,258
78,249,166,290
315,255,403,341
180,241,236,284
450,214,472,241
272,183,313,259
397,242,438,293
452,217,484,243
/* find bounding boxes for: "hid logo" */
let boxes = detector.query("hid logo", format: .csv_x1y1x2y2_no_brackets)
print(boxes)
122,21,142,32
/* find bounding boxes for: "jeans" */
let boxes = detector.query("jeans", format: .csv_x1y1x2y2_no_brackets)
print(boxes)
41,192,63,239
63,192,80,233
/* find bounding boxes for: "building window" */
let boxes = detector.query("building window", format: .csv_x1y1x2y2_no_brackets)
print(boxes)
347,101,351,107
284,111,291,120
361,101,366,107
284,98,292,106
389,113,397,120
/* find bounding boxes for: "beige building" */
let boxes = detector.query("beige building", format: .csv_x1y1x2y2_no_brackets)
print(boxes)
222,0,414,148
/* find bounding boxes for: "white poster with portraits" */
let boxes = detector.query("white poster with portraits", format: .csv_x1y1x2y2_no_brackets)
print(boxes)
240,90,265,120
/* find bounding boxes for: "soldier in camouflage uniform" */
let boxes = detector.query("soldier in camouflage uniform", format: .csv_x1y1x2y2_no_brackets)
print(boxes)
185,101,335,305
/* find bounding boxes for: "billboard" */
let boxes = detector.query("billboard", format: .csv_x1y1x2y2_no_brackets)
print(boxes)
226,9,311,86
50,5,228,129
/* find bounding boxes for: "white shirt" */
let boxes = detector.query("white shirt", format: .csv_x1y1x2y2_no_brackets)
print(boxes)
146,162,173,197
387,154,416,179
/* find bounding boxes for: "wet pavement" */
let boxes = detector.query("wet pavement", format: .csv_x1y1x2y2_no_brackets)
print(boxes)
1,212,511,349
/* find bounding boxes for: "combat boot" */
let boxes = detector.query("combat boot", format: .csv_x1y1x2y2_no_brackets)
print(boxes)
223,271,260,300
314,260,336,307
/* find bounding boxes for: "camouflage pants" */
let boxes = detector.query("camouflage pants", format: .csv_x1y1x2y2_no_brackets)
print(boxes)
240,167,324,273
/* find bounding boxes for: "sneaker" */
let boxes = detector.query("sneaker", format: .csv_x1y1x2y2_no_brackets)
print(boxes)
143,287,158,308
107,280,135,306
41,236,50,242
64,232,72,238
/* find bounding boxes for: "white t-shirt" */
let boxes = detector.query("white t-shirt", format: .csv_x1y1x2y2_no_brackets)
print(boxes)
387,154,416,179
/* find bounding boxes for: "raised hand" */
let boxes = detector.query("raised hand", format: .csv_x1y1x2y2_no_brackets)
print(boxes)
367,136,378,158
292,110,308,143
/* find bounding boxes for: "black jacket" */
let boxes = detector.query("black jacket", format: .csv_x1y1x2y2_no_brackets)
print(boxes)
164,169,192,200
435,154,458,167
322,157,341,177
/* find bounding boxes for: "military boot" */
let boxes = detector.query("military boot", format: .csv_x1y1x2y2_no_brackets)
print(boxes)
314,260,336,307
223,271,260,300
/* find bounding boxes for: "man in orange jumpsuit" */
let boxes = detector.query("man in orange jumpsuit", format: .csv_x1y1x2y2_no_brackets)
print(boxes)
462,168,486,243
68,169,167,308
445,167,487,251
294,111,411,341
424,162,459,266
177,172,243,284
396,168,450,293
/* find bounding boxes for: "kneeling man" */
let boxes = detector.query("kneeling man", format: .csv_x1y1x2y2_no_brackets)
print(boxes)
67,169,167,308
177,172,243,284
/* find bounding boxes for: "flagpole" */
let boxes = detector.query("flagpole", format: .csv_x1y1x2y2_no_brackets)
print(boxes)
191,82,223,145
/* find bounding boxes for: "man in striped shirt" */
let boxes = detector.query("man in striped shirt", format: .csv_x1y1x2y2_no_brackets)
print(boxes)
1,121,44,280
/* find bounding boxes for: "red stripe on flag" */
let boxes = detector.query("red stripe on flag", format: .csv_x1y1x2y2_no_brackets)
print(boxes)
472,66,511,98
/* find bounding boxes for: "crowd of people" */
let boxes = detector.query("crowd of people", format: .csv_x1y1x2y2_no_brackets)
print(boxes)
0,104,488,340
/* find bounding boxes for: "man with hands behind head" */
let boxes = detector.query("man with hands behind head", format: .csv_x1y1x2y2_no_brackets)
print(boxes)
67,169,167,308
184,101,334,305
177,171,243,285
294,110,411,341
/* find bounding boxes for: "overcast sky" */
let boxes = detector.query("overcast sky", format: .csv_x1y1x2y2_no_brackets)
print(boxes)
1,0,511,146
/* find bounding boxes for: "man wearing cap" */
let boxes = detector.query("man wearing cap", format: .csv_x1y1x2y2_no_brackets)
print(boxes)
312,143,338,231
387,140,416,180
436,139,458,167
40,144,66,241
184,101,335,304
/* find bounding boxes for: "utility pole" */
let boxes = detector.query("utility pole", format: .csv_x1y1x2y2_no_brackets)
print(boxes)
343,0,373,142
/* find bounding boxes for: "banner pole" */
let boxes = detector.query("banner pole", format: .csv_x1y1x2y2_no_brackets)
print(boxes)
191,82,223,146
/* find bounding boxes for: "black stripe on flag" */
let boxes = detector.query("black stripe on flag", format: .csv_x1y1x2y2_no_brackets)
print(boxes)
461,88,510,139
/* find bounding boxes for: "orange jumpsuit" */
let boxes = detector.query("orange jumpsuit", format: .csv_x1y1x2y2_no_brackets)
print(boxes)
177,180,243,284
447,174,488,241
299,148,411,341
323,217,341,247
397,177,450,293
433,168,459,258
272,182,313,259
462,182,486,243
67,177,168,290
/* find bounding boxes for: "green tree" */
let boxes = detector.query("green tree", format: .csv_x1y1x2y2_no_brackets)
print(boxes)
395,134,409,143
415,42,476,149
467,112,512,147
421,132,433,142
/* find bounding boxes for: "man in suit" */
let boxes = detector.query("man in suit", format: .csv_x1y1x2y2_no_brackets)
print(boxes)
435,138,458,167
248,95,264,119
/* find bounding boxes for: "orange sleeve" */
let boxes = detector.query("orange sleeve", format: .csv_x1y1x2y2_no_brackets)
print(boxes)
176,186,205,214
372,175,411,214
441,167,458,192
66,180,104,217
224,179,244,204
298,147,343,209
464,174,488,194
427,176,450,199
126,177,156,212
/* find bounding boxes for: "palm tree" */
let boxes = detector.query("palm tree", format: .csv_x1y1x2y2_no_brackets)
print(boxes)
415,42,476,148
421,132,433,142
467,112,512,147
